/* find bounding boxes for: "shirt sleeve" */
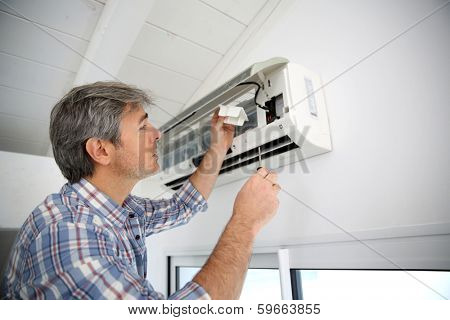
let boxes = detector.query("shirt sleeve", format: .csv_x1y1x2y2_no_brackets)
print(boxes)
169,281,210,300
131,179,208,236
26,221,210,300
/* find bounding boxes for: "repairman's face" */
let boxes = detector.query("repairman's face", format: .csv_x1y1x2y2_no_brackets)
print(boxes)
112,104,161,180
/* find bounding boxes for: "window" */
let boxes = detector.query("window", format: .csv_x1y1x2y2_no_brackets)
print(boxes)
240,268,281,300
176,267,282,300
291,269,450,300
168,230,450,300
176,267,199,291
169,253,280,300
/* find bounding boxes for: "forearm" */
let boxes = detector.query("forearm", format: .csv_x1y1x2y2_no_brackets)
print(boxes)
189,146,226,200
193,216,257,300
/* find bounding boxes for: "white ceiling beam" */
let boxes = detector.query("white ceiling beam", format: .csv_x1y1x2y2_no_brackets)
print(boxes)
47,0,155,156
74,0,155,85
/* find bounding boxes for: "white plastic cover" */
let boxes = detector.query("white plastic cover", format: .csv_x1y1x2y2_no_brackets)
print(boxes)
218,105,249,126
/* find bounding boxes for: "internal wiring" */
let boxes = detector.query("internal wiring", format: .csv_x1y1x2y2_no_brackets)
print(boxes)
236,81,269,111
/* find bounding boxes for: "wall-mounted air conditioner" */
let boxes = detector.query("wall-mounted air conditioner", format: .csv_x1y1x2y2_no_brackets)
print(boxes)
152,57,332,191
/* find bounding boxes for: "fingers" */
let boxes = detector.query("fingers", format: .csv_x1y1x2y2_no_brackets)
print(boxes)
265,171,277,183
257,167,269,176
256,167,279,190
212,108,226,126
216,116,225,127
272,183,281,193
223,123,235,132
256,167,277,182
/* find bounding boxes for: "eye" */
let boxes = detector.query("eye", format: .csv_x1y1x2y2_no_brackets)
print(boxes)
139,125,147,131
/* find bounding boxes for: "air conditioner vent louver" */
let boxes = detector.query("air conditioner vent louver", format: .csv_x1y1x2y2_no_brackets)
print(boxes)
164,135,299,191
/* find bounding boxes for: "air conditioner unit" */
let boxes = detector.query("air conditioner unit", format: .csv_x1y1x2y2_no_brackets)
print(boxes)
152,57,332,191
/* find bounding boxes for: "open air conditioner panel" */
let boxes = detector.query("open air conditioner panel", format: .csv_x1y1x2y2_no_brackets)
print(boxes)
152,57,332,191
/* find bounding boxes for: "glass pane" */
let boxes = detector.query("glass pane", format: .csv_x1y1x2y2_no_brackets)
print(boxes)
293,270,450,300
176,267,281,299
177,267,200,290
240,269,282,300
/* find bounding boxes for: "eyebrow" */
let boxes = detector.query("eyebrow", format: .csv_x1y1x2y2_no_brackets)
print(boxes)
138,113,148,124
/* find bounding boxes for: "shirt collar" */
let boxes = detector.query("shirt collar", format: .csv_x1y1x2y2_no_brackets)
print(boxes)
68,178,128,229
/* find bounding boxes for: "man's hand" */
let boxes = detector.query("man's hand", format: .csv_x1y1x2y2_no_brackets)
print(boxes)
189,109,235,199
188,109,234,199
210,109,235,154
193,168,280,299
231,167,280,235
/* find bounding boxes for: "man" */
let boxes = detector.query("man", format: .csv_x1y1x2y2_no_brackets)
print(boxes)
1,81,280,299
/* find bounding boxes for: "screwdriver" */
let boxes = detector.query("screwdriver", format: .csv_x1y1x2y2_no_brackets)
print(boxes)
257,146,262,171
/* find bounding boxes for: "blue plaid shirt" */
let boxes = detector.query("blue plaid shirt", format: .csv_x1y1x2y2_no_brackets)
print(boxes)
1,178,209,299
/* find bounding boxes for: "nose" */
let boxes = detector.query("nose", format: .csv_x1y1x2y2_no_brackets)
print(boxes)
155,128,161,141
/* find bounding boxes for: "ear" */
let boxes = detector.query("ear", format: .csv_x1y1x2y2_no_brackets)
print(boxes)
85,138,114,166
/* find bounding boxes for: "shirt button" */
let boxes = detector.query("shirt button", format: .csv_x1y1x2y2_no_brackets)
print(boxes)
135,235,141,240
128,213,135,219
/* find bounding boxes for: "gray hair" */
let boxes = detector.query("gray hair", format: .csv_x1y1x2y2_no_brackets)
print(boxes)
50,81,152,183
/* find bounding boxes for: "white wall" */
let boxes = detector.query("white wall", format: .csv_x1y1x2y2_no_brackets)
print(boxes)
0,151,66,228
144,0,450,294
0,150,149,229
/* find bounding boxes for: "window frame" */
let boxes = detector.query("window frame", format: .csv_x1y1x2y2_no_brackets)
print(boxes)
168,252,279,297
166,227,450,299
286,232,450,300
